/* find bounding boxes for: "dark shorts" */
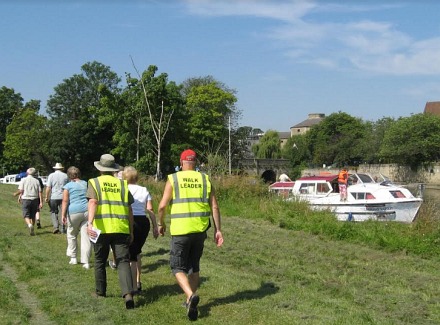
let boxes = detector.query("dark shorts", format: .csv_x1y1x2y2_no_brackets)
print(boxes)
22,199,39,220
129,215,150,261
170,232,207,275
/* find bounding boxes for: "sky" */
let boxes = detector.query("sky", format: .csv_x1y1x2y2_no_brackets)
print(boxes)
1,0,440,132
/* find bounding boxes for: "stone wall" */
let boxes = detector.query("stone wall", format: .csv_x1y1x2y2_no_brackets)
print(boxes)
302,163,440,185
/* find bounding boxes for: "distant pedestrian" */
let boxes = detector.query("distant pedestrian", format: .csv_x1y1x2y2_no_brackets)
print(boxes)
279,173,291,182
46,163,68,234
87,154,135,309
17,168,43,236
61,166,92,269
157,149,223,321
338,167,349,201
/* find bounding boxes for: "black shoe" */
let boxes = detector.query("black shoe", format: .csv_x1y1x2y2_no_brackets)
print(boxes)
53,229,60,234
124,294,134,309
187,294,199,321
36,222,41,229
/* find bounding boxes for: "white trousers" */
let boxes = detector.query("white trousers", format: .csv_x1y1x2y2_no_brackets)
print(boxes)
66,211,92,264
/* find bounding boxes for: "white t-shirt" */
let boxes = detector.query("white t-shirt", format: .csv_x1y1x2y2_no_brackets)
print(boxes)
279,173,291,182
128,184,152,216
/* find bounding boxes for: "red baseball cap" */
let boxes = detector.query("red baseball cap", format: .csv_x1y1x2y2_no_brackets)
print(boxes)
180,149,197,161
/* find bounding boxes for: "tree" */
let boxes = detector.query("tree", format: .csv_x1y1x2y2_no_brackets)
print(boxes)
306,112,367,167
110,63,186,178
380,113,440,170
45,61,121,177
281,133,310,179
182,77,238,157
3,102,47,173
0,87,23,164
252,130,281,159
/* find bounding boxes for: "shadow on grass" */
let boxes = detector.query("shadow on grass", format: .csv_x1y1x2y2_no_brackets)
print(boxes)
199,281,279,319
135,283,182,306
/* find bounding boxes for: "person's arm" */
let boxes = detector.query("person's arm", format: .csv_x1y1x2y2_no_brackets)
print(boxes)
45,186,51,203
61,189,69,225
209,186,224,247
146,199,159,239
157,180,172,236
128,206,134,244
87,198,98,239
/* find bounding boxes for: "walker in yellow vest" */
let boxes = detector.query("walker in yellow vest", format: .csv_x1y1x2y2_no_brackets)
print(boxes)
89,175,130,234
168,170,211,236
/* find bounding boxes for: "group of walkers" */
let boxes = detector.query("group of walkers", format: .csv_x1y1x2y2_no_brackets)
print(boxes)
14,149,223,321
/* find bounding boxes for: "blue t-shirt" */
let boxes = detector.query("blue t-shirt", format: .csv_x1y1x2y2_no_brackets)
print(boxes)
63,180,88,214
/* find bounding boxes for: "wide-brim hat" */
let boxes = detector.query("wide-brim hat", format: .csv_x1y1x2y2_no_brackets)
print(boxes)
94,154,120,172
53,163,64,169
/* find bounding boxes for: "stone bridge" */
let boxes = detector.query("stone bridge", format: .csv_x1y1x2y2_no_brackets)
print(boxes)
238,158,291,183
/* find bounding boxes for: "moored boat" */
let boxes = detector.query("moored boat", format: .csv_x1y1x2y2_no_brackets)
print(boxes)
281,173,423,223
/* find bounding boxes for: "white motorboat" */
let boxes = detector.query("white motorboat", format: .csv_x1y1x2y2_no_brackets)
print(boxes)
286,173,423,223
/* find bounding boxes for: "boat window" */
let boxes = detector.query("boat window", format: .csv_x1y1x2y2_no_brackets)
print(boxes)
357,174,374,183
350,192,376,200
317,183,331,194
299,183,315,194
389,190,406,198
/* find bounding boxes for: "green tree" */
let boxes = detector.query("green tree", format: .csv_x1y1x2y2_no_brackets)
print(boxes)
380,113,440,170
252,130,281,159
182,77,238,157
281,133,310,179
0,87,23,165
45,61,121,177
306,112,367,167
362,117,396,164
3,103,47,173
110,64,185,177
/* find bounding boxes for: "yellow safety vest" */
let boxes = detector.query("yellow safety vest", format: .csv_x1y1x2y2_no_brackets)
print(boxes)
90,175,130,234
169,171,211,236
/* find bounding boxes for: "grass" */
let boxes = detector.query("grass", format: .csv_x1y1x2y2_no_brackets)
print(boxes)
1,177,440,324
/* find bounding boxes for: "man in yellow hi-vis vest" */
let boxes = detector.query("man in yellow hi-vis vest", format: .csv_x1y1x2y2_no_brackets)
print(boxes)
86,154,135,309
158,149,224,321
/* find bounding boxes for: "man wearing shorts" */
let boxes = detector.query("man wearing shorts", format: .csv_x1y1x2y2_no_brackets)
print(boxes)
17,168,43,236
158,149,224,321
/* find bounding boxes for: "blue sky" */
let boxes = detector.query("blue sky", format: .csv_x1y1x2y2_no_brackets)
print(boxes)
1,0,440,132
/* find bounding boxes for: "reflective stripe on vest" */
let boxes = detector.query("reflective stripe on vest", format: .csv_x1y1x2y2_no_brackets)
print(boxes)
90,175,130,234
169,171,211,235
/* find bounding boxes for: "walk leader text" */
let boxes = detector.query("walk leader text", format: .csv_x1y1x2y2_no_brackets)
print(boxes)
101,182,121,193
180,177,202,189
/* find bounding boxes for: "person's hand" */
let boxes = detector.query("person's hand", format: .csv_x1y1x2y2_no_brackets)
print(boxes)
214,230,224,247
61,216,67,225
158,224,166,237
87,224,97,239
152,226,159,239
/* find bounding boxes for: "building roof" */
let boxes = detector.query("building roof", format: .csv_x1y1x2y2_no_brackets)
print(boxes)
291,113,325,129
424,101,440,115
278,132,291,139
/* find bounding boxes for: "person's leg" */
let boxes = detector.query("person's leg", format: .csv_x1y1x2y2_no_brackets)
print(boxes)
136,255,142,288
57,200,66,233
112,233,133,297
79,213,91,265
93,234,110,296
49,199,59,232
66,212,82,263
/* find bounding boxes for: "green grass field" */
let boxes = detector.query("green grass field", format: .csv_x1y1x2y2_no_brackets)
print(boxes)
1,181,440,325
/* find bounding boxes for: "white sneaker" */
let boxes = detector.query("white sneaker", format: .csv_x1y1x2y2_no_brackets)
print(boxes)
69,258,78,265
82,263,90,269
29,224,35,236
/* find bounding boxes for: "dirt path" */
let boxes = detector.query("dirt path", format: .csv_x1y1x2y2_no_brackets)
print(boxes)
0,251,56,325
